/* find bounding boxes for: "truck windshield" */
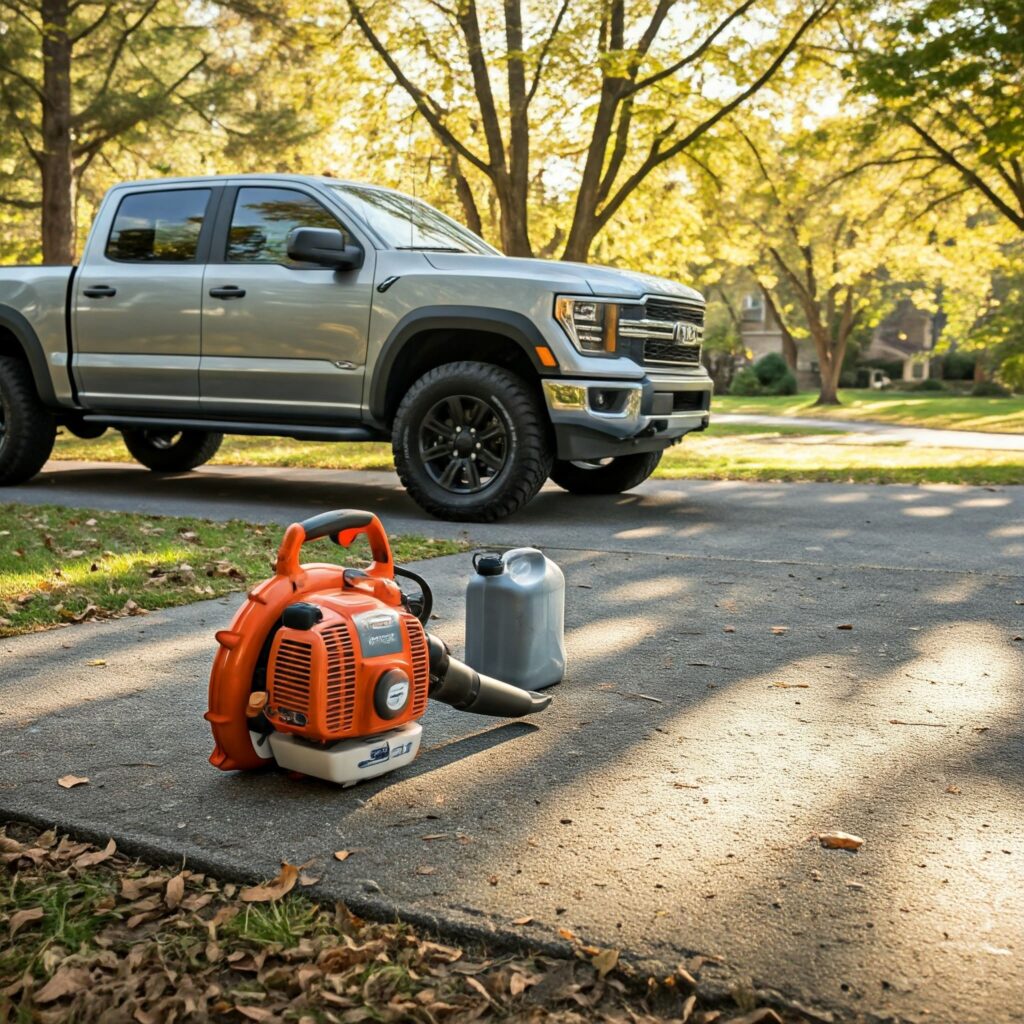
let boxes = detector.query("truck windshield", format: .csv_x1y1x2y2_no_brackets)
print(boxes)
328,184,497,255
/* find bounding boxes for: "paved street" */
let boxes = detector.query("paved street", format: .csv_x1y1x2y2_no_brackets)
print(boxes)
2,461,1023,1022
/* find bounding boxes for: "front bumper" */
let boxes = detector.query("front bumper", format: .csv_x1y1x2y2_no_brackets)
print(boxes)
542,374,713,461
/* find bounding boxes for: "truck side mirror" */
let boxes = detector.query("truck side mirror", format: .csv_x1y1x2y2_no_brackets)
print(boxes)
287,228,364,270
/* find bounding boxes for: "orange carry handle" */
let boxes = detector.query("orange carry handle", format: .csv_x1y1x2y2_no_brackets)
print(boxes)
273,509,394,581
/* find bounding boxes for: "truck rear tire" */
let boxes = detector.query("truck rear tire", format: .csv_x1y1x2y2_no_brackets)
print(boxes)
0,354,56,485
392,361,553,522
549,451,662,495
121,428,223,472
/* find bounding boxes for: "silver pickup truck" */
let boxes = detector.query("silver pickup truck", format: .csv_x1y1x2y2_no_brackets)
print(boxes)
0,174,712,520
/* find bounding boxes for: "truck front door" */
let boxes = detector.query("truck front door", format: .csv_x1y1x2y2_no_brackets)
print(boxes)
200,184,373,423
72,186,216,413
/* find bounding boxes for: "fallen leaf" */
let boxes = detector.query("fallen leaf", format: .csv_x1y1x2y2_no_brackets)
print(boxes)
510,972,530,997
35,967,91,1003
9,907,43,937
86,658,106,667
299,873,321,886
723,625,735,633
591,947,619,977
722,1009,784,1024
557,927,576,941
236,1008,275,1021
818,831,864,851
165,872,185,909
512,916,533,926
57,774,89,789
240,862,299,902
73,838,116,868
836,623,854,630
770,626,788,635
333,850,351,861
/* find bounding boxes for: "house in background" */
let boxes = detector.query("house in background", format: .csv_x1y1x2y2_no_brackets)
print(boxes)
864,299,940,381
739,292,821,389
738,292,941,386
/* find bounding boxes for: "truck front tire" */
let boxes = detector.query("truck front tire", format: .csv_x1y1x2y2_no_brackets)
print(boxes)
0,354,56,485
549,451,662,495
121,428,223,472
392,361,553,522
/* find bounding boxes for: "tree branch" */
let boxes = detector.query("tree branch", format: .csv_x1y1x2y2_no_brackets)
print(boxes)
345,0,492,178
525,0,570,106
627,0,759,96
597,2,831,232
902,114,1024,230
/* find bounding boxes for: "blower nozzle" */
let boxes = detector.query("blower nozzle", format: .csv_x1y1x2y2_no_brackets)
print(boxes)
427,635,552,717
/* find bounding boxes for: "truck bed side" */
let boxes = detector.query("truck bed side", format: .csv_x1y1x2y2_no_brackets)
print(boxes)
0,267,77,408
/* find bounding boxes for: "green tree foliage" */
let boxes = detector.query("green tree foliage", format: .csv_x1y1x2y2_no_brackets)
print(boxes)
853,0,1024,233
0,0,307,263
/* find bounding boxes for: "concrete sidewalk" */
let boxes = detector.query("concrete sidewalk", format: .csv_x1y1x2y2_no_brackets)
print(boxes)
715,413,1024,452
3,467,1023,1023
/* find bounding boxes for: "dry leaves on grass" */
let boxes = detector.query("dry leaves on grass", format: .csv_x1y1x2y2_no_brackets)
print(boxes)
1,824,795,1024
239,862,299,902
73,838,116,868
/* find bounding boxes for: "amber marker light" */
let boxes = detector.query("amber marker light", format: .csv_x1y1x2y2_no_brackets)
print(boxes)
535,345,558,368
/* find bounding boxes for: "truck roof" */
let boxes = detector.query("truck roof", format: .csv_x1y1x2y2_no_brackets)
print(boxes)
106,173,395,192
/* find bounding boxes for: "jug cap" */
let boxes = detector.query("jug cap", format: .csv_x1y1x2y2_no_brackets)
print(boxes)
472,551,505,576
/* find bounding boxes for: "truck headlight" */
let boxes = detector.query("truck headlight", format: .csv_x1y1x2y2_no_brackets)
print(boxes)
554,297,619,355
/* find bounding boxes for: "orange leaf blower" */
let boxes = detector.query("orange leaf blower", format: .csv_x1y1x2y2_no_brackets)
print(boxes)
206,510,550,786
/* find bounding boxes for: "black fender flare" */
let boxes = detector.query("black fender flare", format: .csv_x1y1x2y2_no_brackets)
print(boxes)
368,305,555,422
0,305,60,408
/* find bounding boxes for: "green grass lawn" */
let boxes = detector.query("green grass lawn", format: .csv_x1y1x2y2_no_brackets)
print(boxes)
49,420,1023,487
715,390,1024,433
0,504,467,637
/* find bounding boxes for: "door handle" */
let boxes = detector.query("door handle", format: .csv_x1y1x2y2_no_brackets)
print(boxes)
209,285,246,299
83,285,117,298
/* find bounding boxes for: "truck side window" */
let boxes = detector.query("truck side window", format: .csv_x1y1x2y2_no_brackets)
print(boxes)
228,187,346,265
105,189,211,262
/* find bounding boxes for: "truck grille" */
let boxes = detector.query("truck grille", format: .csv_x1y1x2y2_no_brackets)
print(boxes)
618,296,705,367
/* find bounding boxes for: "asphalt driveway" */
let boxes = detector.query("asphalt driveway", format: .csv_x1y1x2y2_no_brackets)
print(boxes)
2,461,1022,1023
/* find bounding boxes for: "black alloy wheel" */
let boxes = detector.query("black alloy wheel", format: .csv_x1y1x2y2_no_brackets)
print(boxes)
417,394,509,495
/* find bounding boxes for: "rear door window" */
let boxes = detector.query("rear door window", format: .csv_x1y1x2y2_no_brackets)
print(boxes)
105,189,211,262
227,187,346,265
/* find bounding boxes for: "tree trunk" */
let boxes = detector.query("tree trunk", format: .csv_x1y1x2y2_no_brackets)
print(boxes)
40,0,75,265
496,179,532,256
807,322,842,405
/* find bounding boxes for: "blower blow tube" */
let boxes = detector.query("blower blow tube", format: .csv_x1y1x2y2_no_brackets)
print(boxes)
427,635,552,717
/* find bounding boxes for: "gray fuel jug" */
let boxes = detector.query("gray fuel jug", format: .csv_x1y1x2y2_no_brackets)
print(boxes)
464,548,565,691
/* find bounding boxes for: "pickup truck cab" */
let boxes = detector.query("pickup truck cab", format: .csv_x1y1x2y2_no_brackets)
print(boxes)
0,174,712,520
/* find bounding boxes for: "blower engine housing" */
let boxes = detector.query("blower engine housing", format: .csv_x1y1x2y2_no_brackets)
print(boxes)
266,596,429,743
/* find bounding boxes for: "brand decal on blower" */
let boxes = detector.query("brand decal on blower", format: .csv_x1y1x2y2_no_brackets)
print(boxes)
358,737,415,769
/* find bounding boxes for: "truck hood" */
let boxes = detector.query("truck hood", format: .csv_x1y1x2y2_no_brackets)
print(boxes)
422,253,703,303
